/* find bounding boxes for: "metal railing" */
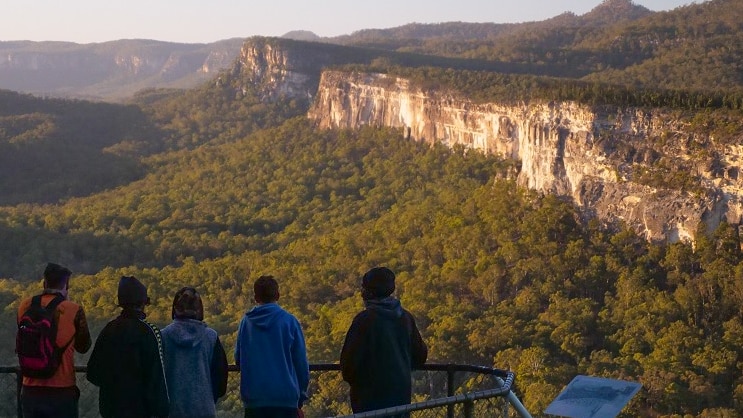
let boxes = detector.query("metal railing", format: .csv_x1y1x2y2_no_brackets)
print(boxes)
0,363,531,418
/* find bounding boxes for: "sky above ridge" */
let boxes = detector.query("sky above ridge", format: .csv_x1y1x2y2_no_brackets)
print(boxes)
3,0,707,44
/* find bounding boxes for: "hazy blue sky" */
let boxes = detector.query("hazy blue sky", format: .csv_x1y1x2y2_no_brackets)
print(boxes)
3,0,706,44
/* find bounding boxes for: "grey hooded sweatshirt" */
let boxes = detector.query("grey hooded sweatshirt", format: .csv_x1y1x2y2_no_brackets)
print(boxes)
161,318,228,418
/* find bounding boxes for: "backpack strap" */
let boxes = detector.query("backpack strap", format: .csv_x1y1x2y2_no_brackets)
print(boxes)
30,294,43,309
44,294,66,312
42,294,74,351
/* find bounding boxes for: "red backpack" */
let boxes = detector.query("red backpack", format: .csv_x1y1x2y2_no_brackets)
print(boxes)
16,294,71,378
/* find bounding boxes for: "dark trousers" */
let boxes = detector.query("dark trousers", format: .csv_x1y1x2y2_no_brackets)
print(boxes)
245,407,297,418
21,386,79,418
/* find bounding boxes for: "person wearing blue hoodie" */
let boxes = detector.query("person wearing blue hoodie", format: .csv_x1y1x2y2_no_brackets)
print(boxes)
340,267,428,416
235,275,309,418
161,287,228,418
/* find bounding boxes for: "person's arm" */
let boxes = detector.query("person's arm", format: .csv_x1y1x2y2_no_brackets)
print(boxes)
74,306,92,353
292,319,310,407
340,313,365,384
408,313,428,369
211,336,229,402
142,323,169,418
234,318,243,367
86,325,109,387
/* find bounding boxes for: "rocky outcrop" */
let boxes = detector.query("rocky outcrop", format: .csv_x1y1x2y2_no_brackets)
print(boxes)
307,71,743,242
230,37,394,102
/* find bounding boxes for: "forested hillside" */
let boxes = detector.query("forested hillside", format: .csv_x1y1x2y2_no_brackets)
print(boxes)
1,73,743,416
331,0,743,92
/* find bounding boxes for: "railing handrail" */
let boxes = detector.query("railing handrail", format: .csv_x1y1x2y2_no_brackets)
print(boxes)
334,372,517,418
1,362,512,375
1,362,531,418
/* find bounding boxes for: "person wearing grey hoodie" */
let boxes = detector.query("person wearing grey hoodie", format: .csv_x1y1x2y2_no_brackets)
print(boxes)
340,267,428,416
161,287,228,418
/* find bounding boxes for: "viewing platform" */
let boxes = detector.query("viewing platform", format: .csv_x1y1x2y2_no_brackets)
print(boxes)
0,363,532,418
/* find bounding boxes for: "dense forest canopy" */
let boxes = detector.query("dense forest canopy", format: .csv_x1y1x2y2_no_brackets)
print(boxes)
2,1,743,416
1,86,743,415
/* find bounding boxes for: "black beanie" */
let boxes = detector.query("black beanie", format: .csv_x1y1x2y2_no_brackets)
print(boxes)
362,267,396,299
118,276,149,307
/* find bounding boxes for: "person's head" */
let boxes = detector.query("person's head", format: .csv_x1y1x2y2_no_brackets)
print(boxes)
171,286,204,321
43,262,72,290
361,267,396,300
254,275,279,304
117,276,150,309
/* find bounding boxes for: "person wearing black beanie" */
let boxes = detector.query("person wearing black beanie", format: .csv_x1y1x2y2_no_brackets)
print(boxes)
340,267,428,417
86,276,169,418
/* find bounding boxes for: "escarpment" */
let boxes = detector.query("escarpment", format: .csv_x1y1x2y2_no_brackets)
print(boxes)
235,38,743,242
306,71,743,242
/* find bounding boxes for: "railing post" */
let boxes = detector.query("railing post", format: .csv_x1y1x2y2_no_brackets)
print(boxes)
447,365,455,418
464,399,474,418
16,368,22,418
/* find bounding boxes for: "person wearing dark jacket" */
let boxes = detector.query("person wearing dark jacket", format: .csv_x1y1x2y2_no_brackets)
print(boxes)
340,267,428,415
161,286,228,418
235,275,309,418
86,276,169,418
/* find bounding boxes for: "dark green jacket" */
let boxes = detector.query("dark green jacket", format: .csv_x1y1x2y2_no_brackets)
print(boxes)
340,297,427,414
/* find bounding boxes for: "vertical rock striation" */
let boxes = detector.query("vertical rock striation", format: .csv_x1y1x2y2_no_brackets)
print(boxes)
307,71,743,242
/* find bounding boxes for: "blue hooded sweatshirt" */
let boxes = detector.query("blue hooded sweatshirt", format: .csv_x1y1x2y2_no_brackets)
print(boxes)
235,303,309,409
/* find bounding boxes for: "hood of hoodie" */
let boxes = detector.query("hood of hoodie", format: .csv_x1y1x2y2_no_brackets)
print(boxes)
364,297,403,319
245,302,283,329
165,318,208,348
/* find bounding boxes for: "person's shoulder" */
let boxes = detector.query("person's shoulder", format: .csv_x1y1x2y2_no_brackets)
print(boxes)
351,309,373,323
139,317,161,331
205,326,219,340
137,318,164,343
400,306,418,319
17,296,33,313
282,308,301,322
59,299,83,313
60,298,81,307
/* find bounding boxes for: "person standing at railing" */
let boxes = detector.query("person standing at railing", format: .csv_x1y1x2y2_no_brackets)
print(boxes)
86,276,169,418
16,262,92,418
235,275,309,418
161,286,228,418
340,267,428,417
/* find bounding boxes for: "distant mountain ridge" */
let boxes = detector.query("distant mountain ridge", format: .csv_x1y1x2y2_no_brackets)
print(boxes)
1,0,737,101
0,38,245,101
0,0,692,102
324,0,651,45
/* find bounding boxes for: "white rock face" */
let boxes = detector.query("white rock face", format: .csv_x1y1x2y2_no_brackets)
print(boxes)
237,41,317,100
308,71,743,242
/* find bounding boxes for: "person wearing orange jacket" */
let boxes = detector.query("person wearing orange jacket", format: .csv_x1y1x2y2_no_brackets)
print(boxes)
17,262,92,418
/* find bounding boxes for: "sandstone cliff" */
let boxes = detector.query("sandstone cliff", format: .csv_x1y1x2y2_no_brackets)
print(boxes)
305,71,743,242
